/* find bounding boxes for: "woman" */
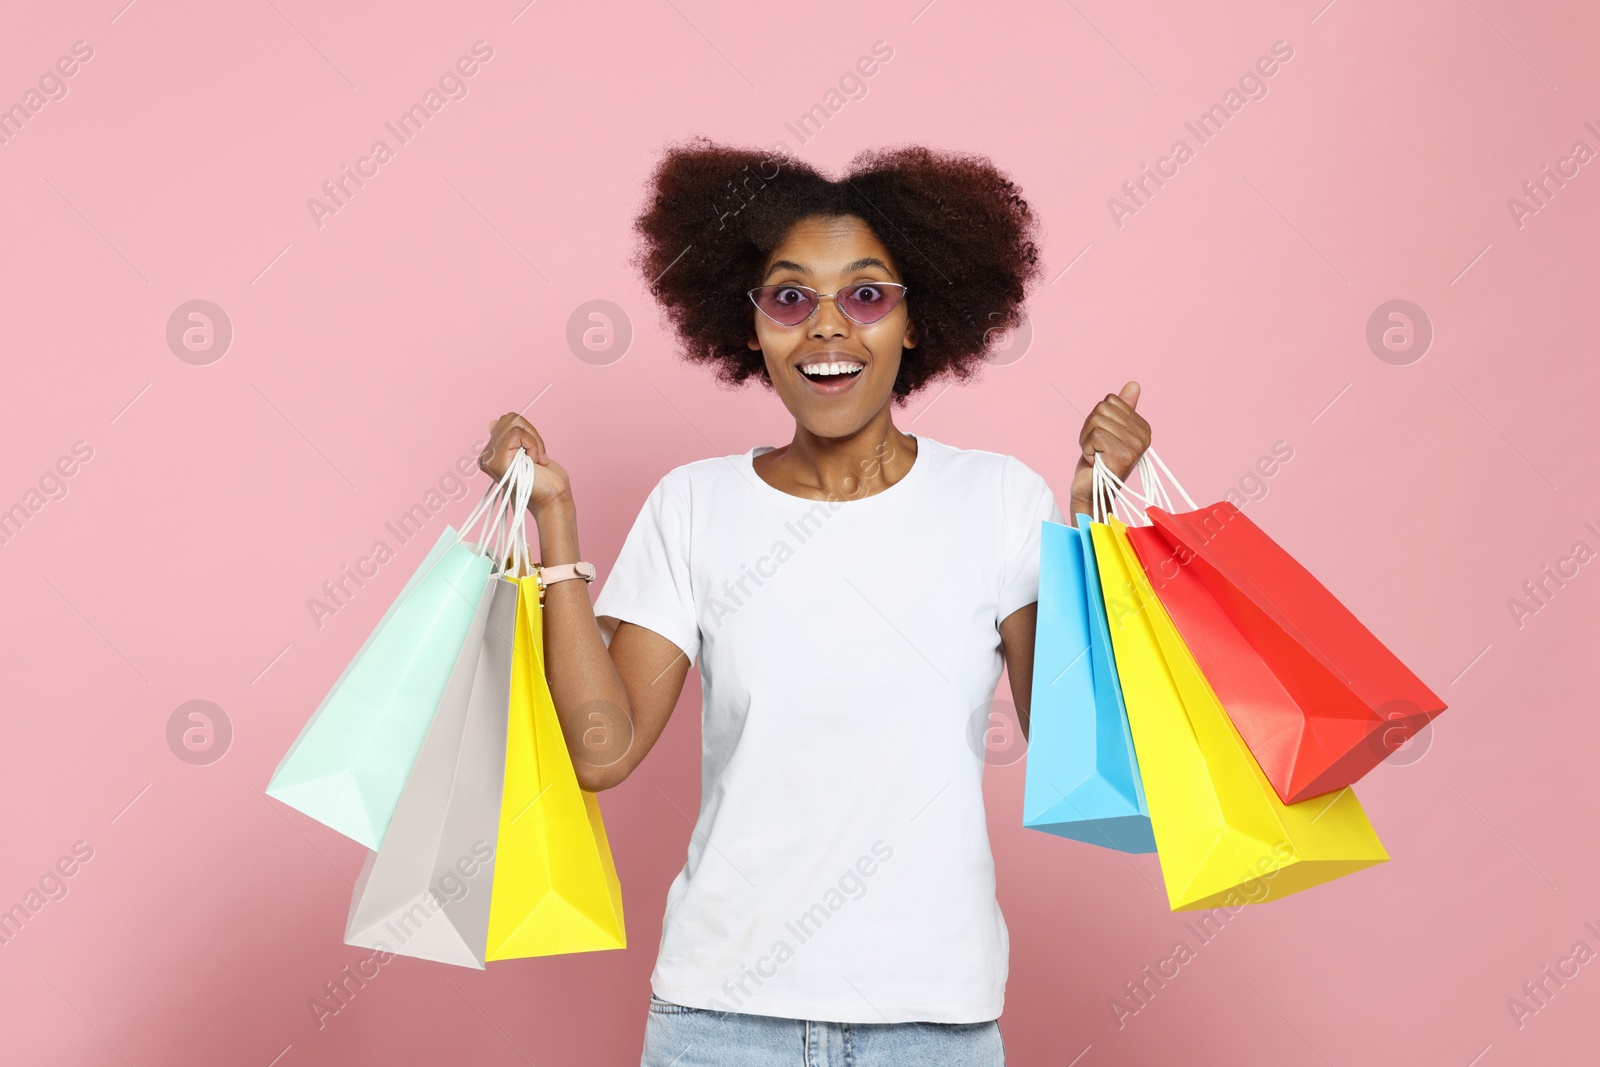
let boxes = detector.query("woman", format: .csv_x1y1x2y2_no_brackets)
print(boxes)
479,139,1151,1067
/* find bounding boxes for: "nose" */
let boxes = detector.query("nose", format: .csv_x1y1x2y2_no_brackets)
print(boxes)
808,293,850,339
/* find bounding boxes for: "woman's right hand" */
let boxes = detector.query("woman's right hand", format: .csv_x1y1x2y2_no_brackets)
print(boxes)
479,412,572,514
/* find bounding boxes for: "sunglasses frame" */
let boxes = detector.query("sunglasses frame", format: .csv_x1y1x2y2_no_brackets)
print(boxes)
747,282,909,327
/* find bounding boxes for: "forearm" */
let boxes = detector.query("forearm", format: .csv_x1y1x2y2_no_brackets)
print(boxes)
527,493,632,784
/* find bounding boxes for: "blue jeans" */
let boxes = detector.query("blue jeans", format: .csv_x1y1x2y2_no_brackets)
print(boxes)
640,994,1006,1066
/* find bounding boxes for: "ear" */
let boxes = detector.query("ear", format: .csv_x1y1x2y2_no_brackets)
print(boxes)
747,324,762,351
901,317,918,350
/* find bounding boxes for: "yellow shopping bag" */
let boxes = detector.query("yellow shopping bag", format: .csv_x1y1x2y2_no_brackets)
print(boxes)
1092,518,1388,911
485,574,626,959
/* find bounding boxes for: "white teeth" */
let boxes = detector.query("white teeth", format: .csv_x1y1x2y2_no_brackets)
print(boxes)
801,361,864,377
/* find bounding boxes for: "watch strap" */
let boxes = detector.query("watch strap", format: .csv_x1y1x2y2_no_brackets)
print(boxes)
536,562,596,590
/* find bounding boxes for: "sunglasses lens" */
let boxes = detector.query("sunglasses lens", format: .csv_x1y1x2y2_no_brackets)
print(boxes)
752,285,817,326
839,283,904,324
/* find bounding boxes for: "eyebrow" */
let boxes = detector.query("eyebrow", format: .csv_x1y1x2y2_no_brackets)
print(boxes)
764,259,808,279
763,256,895,281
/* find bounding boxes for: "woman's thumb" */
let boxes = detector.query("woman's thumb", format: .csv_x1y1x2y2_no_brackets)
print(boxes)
1119,380,1141,408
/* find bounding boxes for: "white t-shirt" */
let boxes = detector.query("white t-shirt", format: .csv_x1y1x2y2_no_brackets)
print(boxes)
591,433,1060,1024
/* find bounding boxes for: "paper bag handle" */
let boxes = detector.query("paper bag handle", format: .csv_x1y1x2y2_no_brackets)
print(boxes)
500,455,537,579
1092,447,1198,526
459,448,536,574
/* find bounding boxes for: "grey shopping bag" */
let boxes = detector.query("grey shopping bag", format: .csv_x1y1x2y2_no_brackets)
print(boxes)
344,574,520,967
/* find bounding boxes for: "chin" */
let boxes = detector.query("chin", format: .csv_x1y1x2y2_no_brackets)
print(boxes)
794,401,880,439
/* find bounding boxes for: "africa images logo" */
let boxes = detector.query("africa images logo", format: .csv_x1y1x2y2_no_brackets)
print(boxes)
705,841,894,1013
305,41,495,229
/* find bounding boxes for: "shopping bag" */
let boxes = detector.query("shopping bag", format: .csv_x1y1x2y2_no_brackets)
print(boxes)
267,460,524,850
344,573,521,967
484,570,626,959
345,454,537,965
1134,451,1444,804
1022,516,1155,853
1127,524,1331,807
1094,514,1388,911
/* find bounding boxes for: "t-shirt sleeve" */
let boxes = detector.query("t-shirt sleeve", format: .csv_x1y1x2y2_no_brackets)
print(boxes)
591,466,700,665
996,455,1063,625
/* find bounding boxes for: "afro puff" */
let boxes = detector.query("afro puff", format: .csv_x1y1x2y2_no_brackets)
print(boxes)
632,137,1042,403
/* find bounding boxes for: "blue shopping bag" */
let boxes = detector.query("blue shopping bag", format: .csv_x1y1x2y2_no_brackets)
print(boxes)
1022,515,1156,853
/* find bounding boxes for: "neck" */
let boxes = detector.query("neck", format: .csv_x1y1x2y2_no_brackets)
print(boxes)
762,416,919,503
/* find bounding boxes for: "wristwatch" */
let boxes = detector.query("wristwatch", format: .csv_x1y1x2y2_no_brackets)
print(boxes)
533,561,596,603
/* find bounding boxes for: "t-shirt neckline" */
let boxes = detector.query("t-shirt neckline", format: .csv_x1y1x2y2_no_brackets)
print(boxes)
744,433,935,507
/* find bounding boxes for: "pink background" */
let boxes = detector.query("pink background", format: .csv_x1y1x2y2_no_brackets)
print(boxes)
2,0,1597,1064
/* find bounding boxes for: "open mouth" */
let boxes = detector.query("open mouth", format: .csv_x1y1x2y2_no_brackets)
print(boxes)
798,360,866,388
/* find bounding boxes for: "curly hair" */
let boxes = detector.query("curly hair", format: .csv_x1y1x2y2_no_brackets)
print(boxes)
632,137,1042,403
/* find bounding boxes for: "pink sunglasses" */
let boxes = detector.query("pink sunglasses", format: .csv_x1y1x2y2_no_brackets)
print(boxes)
748,282,908,327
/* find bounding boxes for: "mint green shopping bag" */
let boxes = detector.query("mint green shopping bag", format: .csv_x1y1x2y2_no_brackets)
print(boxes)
267,457,528,850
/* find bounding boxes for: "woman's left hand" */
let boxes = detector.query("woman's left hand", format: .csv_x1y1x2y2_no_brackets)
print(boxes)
1068,381,1151,520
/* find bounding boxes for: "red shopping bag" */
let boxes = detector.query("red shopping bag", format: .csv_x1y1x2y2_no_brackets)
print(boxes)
1139,500,1444,803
